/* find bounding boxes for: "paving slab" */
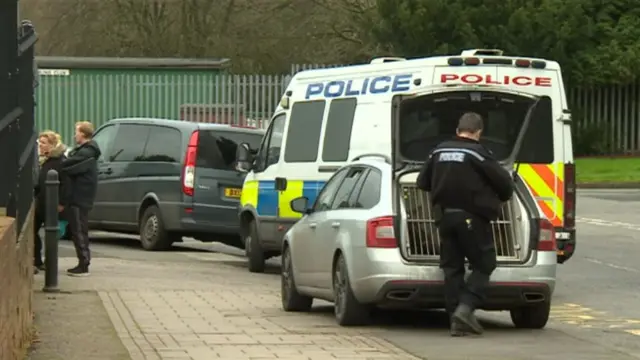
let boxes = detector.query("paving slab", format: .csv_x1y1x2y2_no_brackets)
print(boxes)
26,290,130,360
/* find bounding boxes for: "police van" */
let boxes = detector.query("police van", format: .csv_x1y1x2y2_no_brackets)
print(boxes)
236,49,576,273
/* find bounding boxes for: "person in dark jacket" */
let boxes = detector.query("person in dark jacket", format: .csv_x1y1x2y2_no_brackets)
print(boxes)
416,112,514,336
61,121,101,277
34,131,69,270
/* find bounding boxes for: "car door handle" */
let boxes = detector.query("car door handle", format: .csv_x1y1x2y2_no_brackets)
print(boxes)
100,168,113,175
331,222,340,229
309,223,317,229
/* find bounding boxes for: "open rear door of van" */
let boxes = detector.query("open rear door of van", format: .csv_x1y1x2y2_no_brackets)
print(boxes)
390,86,547,210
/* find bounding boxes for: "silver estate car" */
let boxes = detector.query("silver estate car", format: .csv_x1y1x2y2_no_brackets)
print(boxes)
280,155,557,328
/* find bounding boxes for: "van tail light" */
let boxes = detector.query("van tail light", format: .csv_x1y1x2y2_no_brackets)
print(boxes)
537,219,557,251
366,216,397,248
563,163,576,229
182,130,199,196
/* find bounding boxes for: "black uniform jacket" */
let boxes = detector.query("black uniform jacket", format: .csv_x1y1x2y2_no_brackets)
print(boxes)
416,136,514,221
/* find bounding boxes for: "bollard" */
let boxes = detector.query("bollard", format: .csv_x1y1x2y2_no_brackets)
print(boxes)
43,169,60,293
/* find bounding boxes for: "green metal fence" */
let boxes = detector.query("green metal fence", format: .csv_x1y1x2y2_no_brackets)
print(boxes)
35,57,640,153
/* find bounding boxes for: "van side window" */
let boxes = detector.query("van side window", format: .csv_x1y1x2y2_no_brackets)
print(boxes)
284,100,326,163
91,125,117,162
255,114,286,172
109,124,150,162
142,126,181,162
322,98,357,162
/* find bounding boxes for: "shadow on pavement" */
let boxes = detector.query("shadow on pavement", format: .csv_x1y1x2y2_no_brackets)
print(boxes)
218,259,282,275
302,304,516,332
84,235,212,253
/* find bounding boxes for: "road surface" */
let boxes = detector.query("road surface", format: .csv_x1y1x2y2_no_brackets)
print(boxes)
48,189,640,359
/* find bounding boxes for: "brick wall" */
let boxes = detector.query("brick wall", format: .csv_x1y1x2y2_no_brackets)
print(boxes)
0,208,34,360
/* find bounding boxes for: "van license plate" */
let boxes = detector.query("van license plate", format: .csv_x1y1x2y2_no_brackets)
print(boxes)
224,188,242,198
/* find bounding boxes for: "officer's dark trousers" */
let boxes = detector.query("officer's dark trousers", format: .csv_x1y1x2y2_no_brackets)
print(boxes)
438,211,497,314
68,205,91,266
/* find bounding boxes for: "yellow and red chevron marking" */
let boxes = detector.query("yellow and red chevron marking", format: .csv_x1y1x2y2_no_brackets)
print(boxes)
519,163,564,227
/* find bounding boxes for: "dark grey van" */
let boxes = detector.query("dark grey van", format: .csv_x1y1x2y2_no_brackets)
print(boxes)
87,118,264,250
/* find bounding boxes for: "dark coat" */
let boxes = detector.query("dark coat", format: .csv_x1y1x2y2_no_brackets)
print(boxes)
61,140,101,210
34,144,70,220
416,136,514,221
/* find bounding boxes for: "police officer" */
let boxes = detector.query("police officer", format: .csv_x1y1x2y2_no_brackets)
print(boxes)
416,112,514,336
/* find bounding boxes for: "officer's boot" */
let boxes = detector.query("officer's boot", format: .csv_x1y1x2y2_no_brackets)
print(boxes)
452,304,483,335
450,319,468,337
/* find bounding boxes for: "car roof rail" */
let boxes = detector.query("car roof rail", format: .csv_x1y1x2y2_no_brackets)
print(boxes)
351,153,391,164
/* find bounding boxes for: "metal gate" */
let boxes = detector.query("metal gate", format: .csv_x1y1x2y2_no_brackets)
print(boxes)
0,10,38,232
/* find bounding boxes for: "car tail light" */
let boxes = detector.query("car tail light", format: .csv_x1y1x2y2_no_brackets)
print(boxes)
537,219,556,251
182,130,199,196
366,216,397,248
563,163,576,228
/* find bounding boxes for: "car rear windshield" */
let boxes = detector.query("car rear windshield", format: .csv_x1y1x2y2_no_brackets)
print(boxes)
196,130,263,170
398,91,553,163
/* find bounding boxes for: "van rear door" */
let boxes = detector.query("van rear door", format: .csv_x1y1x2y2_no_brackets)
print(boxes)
390,87,548,172
390,87,551,262
191,129,264,231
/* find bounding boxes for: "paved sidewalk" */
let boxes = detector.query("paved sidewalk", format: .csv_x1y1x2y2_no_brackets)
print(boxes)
27,291,130,360
32,254,419,360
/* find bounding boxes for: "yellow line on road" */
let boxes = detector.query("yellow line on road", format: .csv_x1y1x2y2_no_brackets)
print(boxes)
551,303,640,336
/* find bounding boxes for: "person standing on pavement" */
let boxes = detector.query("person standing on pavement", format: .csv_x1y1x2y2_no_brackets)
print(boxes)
34,131,69,271
61,121,101,277
416,112,514,336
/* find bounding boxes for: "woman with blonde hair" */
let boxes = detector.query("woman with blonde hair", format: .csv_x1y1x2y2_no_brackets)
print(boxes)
33,131,69,270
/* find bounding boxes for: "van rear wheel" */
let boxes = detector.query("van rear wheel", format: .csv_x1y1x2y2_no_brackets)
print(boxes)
246,220,266,273
139,205,176,251
510,301,551,329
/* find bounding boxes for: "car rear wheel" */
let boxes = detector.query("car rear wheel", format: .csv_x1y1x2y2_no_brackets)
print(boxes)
281,246,312,311
510,301,551,329
139,205,176,251
333,255,370,326
246,220,266,273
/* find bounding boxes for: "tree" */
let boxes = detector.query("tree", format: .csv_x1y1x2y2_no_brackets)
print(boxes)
373,0,640,87
21,0,380,73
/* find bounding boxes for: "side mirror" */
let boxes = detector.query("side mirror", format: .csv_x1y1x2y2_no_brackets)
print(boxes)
235,142,253,172
290,196,311,214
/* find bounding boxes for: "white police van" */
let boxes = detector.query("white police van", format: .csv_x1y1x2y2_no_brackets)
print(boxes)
236,49,577,273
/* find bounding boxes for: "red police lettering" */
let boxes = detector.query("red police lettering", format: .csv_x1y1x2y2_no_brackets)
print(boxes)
512,76,531,86
441,74,459,83
461,74,483,84
535,77,552,87
440,74,552,87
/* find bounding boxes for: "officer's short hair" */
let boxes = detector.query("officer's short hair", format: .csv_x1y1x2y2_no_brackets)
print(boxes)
457,112,484,133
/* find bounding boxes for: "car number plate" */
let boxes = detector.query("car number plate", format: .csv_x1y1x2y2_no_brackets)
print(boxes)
224,188,242,198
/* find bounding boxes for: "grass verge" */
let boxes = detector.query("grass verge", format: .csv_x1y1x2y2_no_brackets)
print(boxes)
576,157,640,184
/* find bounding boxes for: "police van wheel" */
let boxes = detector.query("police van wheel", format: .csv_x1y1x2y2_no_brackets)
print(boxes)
333,255,370,326
246,221,266,273
281,246,313,311
510,301,551,329
139,205,174,251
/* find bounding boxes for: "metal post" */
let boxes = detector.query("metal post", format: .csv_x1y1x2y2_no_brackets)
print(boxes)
43,169,59,293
